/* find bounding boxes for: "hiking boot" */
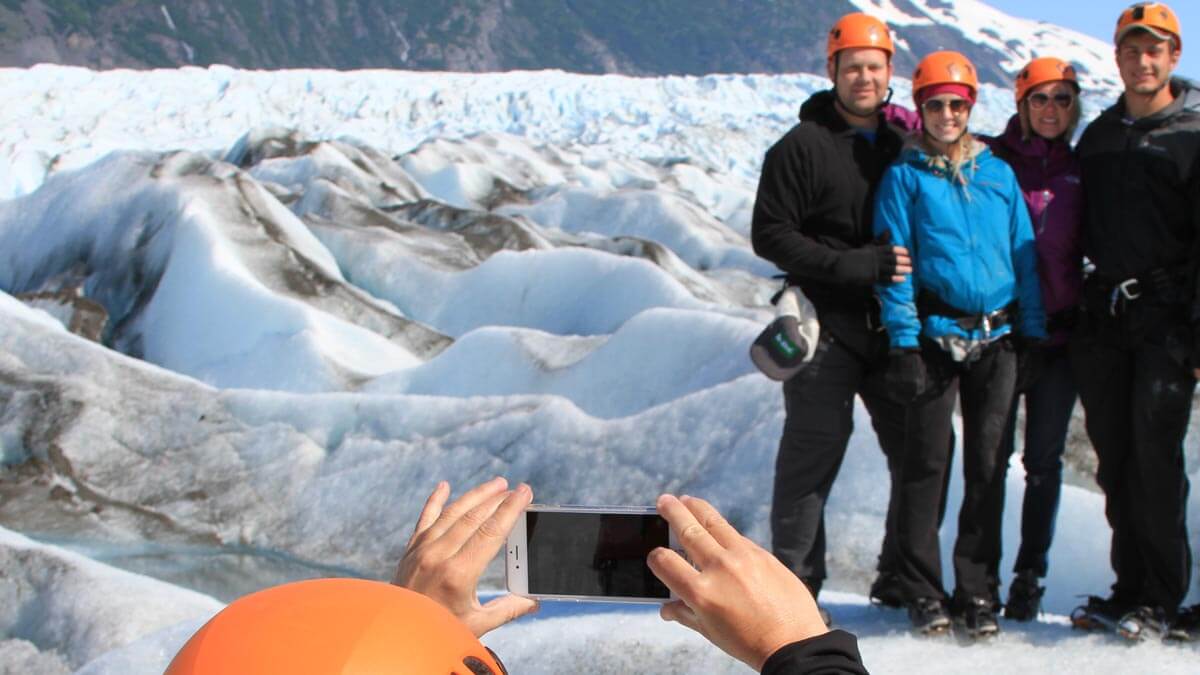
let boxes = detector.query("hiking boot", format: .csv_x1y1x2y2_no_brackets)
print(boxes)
1166,604,1200,642
1117,606,1168,642
908,596,951,635
869,571,906,608
1070,595,1134,633
1004,570,1044,622
955,595,1000,638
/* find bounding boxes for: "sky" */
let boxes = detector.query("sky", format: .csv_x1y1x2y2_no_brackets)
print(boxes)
990,1,1199,79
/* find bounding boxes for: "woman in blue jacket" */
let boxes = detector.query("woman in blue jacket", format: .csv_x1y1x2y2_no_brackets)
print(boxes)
873,51,1047,638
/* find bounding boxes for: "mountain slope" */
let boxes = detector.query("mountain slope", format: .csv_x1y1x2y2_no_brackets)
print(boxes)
0,0,1117,92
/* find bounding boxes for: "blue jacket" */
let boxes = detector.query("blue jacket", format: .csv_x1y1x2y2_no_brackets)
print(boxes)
873,140,1047,349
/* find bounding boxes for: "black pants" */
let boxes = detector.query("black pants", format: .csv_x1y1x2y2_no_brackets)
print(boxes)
896,339,1017,604
770,329,908,596
1001,346,1077,578
1070,303,1194,612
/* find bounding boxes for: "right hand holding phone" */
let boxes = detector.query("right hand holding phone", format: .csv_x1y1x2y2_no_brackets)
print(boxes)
393,477,539,637
647,494,828,672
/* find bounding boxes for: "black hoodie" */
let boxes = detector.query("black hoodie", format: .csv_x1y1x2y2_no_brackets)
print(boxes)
750,90,907,355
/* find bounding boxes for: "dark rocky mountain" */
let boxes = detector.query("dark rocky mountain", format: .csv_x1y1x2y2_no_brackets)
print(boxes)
0,0,1094,88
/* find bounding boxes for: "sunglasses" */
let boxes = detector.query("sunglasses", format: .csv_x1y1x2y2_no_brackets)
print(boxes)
1027,92,1075,109
921,98,971,115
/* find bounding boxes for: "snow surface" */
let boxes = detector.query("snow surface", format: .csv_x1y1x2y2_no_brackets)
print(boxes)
0,28,1194,675
0,526,221,671
0,63,1119,203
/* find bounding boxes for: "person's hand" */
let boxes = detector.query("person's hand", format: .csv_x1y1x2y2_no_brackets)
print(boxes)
647,494,828,672
393,477,538,637
889,244,913,283
1014,337,1048,393
885,347,927,403
832,231,912,286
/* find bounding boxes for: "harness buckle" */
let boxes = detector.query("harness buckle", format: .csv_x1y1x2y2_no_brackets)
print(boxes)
1118,278,1142,300
1109,278,1141,316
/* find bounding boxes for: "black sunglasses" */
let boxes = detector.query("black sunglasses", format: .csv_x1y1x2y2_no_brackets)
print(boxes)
1027,92,1075,109
921,99,971,114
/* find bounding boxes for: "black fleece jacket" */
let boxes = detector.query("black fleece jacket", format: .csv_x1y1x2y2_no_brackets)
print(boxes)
761,630,869,675
750,91,906,353
1078,78,1200,288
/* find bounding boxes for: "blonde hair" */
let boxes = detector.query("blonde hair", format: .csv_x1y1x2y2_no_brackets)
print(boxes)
1018,91,1081,142
917,132,980,188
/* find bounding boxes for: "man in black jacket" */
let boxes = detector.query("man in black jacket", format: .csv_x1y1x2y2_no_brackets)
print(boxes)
1069,2,1200,640
750,12,921,615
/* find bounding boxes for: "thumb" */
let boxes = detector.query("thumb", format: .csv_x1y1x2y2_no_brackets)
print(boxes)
473,594,539,636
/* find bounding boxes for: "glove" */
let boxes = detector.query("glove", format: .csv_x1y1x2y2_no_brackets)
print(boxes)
1014,337,1048,394
833,232,901,286
886,348,927,404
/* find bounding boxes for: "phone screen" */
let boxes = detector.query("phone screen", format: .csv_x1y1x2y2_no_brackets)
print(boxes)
525,511,671,599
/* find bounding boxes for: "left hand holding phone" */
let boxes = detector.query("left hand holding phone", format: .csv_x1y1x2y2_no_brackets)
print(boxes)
393,477,539,637
647,494,828,672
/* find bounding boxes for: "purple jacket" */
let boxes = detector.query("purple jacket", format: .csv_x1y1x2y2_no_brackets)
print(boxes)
883,102,922,136
982,116,1083,345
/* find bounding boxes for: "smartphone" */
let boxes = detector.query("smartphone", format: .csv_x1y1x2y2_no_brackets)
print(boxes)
505,504,679,603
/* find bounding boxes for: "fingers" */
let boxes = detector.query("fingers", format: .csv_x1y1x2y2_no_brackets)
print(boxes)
438,488,513,556
424,476,508,541
677,495,742,549
660,599,703,634
474,593,540,637
889,250,912,283
412,481,450,538
458,483,533,565
657,495,724,567
647,546,701,601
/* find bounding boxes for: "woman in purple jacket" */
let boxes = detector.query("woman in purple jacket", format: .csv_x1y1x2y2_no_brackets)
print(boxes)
982,57,1084,622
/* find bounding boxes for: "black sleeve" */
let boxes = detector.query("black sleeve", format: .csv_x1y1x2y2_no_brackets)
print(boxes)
1190,151,1200,366
751,131,842,280
760,630,870,675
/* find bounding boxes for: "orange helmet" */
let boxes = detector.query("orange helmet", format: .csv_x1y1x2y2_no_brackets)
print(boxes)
827,13,895,59
1115,2,1182,51
912,51,979,98
1014,57,1080,102
165,579,506,675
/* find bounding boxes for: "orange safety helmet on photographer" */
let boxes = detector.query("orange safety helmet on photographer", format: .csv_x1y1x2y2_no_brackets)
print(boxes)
1115,2,1182,51
827,13,895,59
164,578,507,675
1014,57,1080,103
912,51,979,104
